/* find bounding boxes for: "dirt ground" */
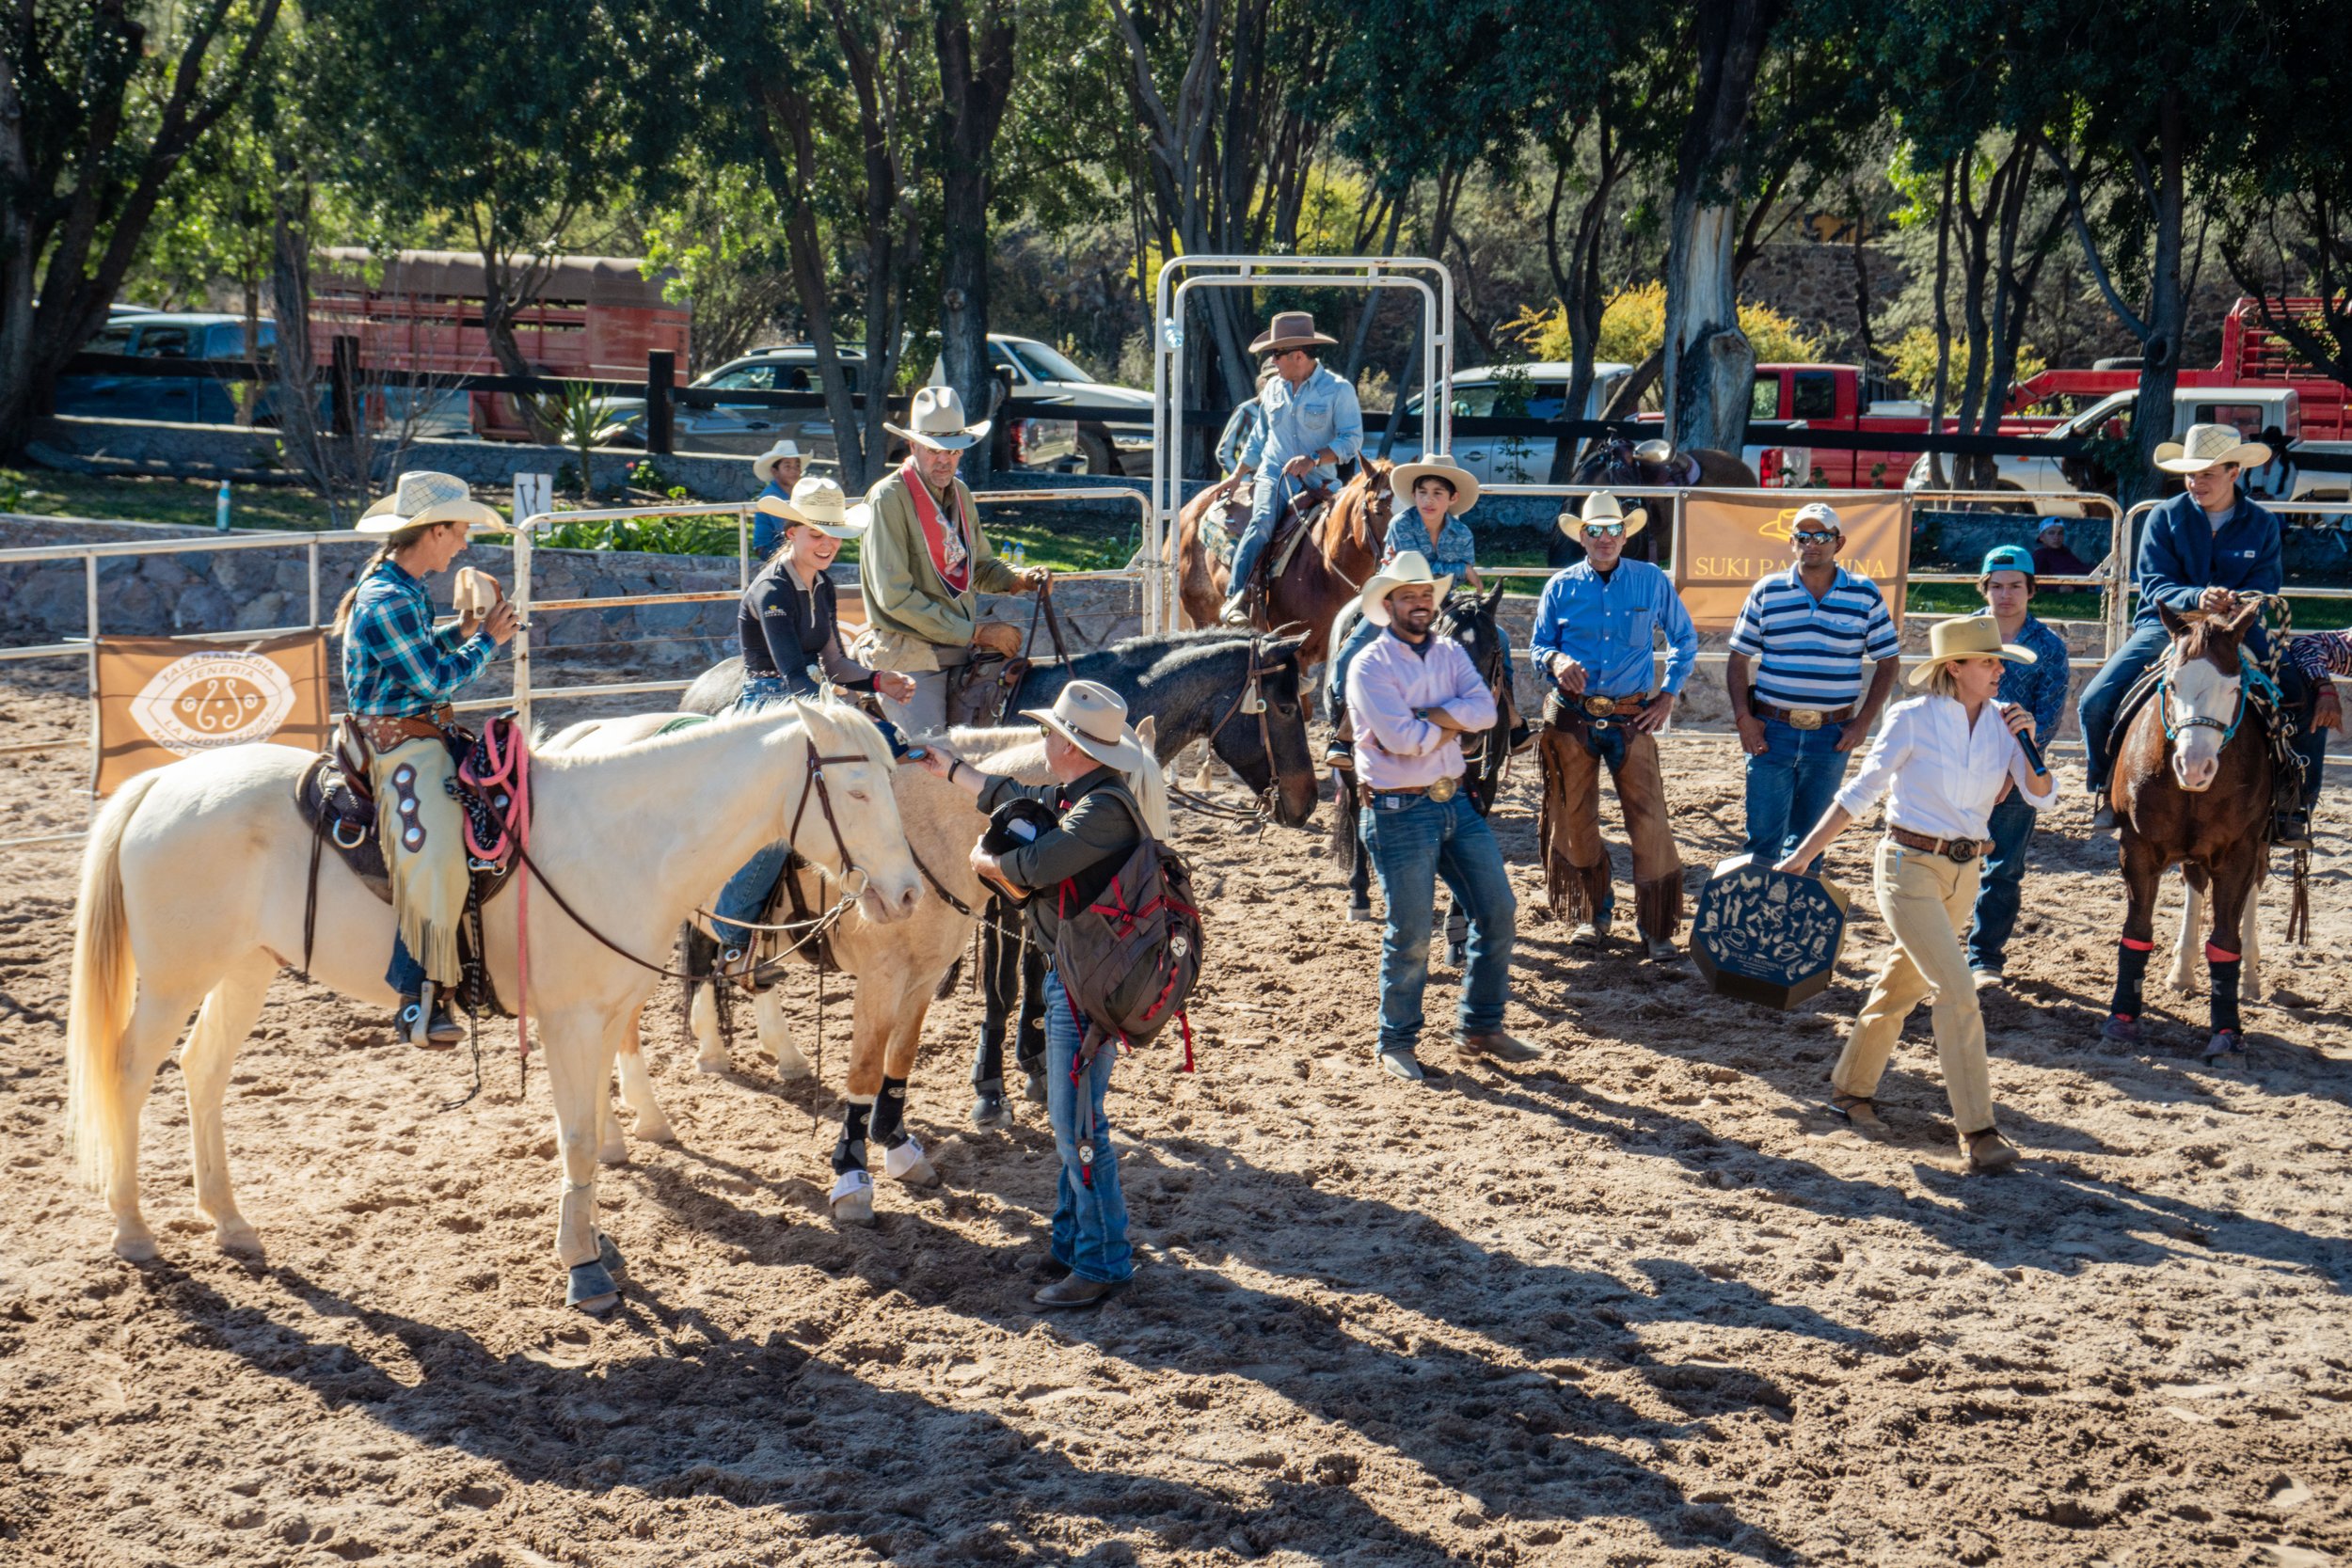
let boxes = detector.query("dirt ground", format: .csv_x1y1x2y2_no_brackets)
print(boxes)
2,659,2348,1568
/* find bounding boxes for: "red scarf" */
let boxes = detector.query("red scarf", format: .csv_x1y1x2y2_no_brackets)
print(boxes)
900,460,974,594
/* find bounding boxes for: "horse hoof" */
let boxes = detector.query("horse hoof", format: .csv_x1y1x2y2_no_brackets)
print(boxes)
972,1092,1011,1130
694,1054,731,1076
1024,1070,1050,1106
829,1172,876,1227
1445,942,1468,969
215,1220,263,1257
883,1138,941,1189
771,1055,815,1084
2101,1015,2143,1044
632,1117,677,1147
113,1223,159,1263
565,1260,621,1315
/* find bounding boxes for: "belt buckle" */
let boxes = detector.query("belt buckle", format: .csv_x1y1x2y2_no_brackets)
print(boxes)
1788,707,1825,732
1581,694,1618,719
1945,838,1979,864
1427,774,1459,803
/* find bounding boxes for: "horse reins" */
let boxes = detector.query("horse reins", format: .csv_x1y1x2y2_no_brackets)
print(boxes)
1177,637,1287,824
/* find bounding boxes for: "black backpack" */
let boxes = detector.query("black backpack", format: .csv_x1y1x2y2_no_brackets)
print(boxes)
1051,781,1206,1069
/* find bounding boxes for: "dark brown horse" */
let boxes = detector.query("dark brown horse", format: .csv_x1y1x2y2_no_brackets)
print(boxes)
2104,600,2273,1058
1558,436,1758,565
1170,460,1394,679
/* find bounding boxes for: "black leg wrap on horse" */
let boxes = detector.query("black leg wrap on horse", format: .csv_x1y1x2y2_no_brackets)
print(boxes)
833,1099,873,1175
2208,952,2244,1037
2110,942,2153,1020
1015,946,1048,1075
871,1074,911,1148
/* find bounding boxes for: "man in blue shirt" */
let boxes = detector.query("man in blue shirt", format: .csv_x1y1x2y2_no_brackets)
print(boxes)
1530,492,1699,958
1725,500,1901,870
1965,546,2075,982
1222,311,1364,626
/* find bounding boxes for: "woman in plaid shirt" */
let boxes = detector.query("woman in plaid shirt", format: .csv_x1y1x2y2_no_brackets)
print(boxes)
332,472,516,1046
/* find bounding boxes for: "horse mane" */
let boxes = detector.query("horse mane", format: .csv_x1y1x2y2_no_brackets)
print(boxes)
1320,458,1392,557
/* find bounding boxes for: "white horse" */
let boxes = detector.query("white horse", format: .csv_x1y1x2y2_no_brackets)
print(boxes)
64,698,919,1312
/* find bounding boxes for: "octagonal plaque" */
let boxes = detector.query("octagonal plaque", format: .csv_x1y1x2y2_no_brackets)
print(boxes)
1692,854,1851,1009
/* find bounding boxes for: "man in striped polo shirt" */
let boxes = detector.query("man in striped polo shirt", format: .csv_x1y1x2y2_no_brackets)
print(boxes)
1725,500,1900,870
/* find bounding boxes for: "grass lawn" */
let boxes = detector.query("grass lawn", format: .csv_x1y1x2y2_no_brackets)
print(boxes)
3,467,336,531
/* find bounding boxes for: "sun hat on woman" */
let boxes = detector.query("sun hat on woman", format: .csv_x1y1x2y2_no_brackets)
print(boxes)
1906,614,2039,688
356,471,504,536
755,475,872,539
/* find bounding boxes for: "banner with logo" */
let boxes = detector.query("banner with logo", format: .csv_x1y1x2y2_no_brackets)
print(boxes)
94,633,332,795
1673,493,1911,632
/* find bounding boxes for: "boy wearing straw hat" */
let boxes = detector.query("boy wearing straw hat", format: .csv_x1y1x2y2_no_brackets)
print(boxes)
1777,615,2056,1174
1223,310,1364,626
1345,550,1533,1083
331,471,518,1047
748,439,806,558
857,386,1050,736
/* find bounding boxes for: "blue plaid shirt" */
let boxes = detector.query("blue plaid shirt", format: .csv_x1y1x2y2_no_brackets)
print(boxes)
1996,613,2073,747
342,560,496,717
1381,510,1479,582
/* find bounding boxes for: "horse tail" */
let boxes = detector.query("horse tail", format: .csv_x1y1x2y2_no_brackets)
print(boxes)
66,769,165,1192
1327,773,1361,868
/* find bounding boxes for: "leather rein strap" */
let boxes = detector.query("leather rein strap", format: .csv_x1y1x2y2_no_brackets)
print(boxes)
1025,577,1071,666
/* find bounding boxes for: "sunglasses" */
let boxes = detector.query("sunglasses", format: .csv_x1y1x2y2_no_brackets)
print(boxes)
1791,529,1839,545
1581,522,1626,539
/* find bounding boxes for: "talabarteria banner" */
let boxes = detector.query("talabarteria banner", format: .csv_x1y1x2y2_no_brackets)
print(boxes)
1673,493,1911,632
94,633,332,795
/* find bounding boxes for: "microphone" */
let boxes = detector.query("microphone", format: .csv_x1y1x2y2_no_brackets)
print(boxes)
2004,703,2047,775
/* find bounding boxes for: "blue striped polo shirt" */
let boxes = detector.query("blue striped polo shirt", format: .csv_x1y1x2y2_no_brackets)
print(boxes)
1727,565,1899,708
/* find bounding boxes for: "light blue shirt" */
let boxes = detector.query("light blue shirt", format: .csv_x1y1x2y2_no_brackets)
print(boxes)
1216,400,1267,475
1529,559,1698,698
1240,363,1363,483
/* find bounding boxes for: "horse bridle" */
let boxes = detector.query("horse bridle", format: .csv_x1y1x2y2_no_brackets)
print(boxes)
2156,652,2252,748
1188,637,1291,822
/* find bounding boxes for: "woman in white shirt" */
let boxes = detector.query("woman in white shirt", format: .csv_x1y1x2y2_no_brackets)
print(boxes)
1777,616,2056,1173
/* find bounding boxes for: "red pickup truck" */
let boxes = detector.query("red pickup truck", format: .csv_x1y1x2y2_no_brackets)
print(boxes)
2004,296,2352,440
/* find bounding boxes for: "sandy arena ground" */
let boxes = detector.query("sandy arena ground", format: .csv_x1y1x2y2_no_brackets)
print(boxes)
1,659,2348,1567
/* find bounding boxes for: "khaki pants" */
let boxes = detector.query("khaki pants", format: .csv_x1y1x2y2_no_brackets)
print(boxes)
1832,838,1995,1135
368,735,469,989
874,646,968,738
1536,725,1684,940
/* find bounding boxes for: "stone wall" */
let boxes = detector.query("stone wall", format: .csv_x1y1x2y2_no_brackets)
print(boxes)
1737,241,1913,361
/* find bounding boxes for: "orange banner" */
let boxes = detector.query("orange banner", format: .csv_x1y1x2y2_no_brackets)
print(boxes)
94,633,332,795
1672,493,1911,632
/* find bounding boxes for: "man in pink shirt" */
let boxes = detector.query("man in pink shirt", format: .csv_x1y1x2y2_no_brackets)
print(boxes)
1345,551,1537,1081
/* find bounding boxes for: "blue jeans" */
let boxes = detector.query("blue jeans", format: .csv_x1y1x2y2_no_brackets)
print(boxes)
1743,718,1854,871
2077,625,2171,791
1965,792,2039,972
387,936,425,996
1043,968,1131,1284
712,675,797,950
1359,791,1518,1053
1230,471,1305,592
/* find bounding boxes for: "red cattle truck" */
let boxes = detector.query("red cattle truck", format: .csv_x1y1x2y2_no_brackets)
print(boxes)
2003,297,2351,440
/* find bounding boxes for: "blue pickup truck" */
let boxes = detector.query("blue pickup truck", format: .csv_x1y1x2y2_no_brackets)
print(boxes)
54,312,279,426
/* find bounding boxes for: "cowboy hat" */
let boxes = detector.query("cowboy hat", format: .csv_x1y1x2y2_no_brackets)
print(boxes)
1359,549,1454,628
755,475,870,540
1632,438,1674,464
356,471,504,536
884,386,992,451
751,438,805,484
1558,490,1647,539
1248,310,1338,356
1906,614,2038,688
2154,422,2272,474
1389,455,1481,514
1019,679,1149,773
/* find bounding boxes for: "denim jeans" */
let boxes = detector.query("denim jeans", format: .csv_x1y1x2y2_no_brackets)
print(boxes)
712,675,796,950
1043,968,1131,1284
1964,792,2039,972
387,935,425,996
1230,472,1303,592
2077,624,2171,790
1359,790,1518,1053
1742,717,1854,870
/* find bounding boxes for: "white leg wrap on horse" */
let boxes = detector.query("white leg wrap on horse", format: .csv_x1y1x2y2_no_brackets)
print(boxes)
829,1169,874,1206
689,984,725,1071
882,1134,929,1181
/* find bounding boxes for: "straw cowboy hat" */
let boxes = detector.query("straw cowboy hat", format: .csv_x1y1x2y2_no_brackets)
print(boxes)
751,438,804,484
1359,548,1454,628
884,386,992,451
1389,454,1481,514
1907,614,2039,688
1248,310,1338,356
356,471,504,536
755,475,870,540
1558,490,1647,538
2154,422,2273,474
1020,679,1149,772
1633,438,1674,464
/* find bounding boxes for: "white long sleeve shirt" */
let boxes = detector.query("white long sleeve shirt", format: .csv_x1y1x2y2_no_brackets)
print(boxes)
1345,627,1497,791
1833,693,2053,842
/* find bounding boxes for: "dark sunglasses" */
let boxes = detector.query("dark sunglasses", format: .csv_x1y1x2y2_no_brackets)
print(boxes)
1791,528,1839,545
1581,522,1626,539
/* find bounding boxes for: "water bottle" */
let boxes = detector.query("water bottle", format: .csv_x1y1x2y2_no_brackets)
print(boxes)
215,479,231,531
1009,542,1026,570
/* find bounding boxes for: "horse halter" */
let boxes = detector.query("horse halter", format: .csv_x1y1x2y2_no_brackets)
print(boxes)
1199,637,1289,821
2155,648,2253,749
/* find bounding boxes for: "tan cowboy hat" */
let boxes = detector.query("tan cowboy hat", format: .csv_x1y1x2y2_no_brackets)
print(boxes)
751,438,804,484
1248,310,1338,356
1359,548,1454,628
1558,489,1647,539
2154,422,2272,474
1020,679,1149,772
1389,455,1481,514
755,475,870,539
884,385,992,451
1632,438,1674,463
1906,614,2039,688
356,470,504,536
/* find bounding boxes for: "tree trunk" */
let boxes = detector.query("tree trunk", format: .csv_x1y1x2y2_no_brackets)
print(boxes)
936,0,1016,489
2124,94,2188,507
1927,156,1955,488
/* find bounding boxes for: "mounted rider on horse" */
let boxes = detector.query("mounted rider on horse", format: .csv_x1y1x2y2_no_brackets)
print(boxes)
1220,310,1365,628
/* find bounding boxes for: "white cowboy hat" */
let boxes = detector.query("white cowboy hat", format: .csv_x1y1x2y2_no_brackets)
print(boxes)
751,438,805,484
1632,438,1674,463
1790,500,1843,534
755,475,870,540
1389,455,1481,514
2154,422,2273,474
1359,548,1454,628
1907,614,2039,688
1248,310,1339,356
1558,489,1647,539
356,470,504,536
1019,679,1149,773
884,386,992,451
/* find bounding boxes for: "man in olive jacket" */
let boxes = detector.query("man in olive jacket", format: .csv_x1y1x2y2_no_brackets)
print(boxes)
857,386,1048,734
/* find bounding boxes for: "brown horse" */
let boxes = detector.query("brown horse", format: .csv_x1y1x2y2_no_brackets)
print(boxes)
1561,436,1756,565
1170,460,1393,677
2103,601,2274,1059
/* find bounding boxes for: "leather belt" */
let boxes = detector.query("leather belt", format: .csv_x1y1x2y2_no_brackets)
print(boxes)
1754,700,1854,731
1888,825,1993,863
1359,773,1462,806
347,706,455,754
1576,693,1649,719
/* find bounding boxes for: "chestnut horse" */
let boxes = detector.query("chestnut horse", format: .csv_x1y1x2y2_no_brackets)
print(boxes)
2103,601,2275,1059
1170,461,1393,678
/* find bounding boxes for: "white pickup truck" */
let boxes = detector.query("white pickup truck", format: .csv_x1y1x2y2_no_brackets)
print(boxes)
1903,386,2352,513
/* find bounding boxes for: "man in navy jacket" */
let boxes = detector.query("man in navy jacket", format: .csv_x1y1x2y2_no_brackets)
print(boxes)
2077,424,2310,839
